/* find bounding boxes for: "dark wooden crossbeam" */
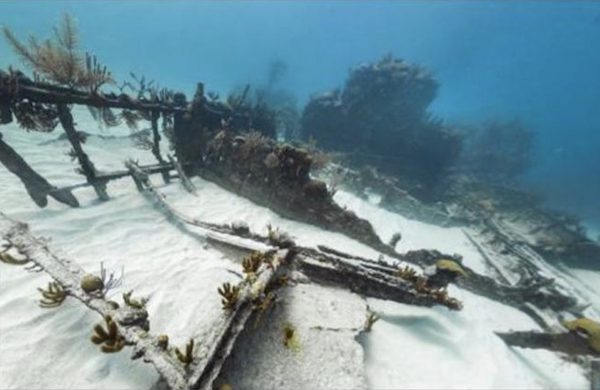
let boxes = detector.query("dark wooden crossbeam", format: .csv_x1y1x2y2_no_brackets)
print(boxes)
0,71,248,121
0,71,186,113
48,162,177,194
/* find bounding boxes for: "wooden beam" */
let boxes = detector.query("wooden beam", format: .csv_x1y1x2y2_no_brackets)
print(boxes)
496,330,599,357
0,73,186,113
592,360,600,390
126,160,464,311
169,155,196,194
56,104,108,201
0,132,79,207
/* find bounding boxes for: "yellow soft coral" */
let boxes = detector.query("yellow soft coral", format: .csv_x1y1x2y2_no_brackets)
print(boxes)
436,259,468,278
562,317,600,353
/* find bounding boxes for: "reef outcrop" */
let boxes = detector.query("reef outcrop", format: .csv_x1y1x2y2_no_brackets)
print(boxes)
300,54,462,199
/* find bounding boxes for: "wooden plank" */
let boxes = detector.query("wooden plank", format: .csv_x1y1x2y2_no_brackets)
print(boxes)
592,360,600,390
496,330,599,357
0,132,79,208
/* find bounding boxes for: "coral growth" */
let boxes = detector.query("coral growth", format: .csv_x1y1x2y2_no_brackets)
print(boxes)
266,224,295,248
282,323,300,351
91,315,126,353
364,311,380,332
435,259,468,278
396,264,463,310
156,334,169,350
2,13,113,91
175,338,194,366
38,281,67,308
301,54,462,198
80,273,104,294
0,244,29,265
122,290,147,309
218,282,240,310
242,252,265,278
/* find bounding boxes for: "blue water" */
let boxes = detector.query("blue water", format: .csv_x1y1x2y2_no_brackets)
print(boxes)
1,0,599,224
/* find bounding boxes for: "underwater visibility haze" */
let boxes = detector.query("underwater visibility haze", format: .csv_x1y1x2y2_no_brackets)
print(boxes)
1,1,600,390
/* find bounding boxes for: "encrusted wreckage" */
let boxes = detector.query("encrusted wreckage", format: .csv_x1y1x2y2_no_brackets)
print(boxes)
1,15,600,390
2,66,599,389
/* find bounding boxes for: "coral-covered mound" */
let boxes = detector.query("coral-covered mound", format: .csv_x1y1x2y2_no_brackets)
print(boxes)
301,55,462,198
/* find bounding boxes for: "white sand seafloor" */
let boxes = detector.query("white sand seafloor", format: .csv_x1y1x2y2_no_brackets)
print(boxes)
0,109,596,389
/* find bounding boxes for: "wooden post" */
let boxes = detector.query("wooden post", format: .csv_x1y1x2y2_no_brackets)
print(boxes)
592,360,600,390
56,104,108,201
150,110,170,184
168,154,196,194
0,132,79,207
0,100,11,124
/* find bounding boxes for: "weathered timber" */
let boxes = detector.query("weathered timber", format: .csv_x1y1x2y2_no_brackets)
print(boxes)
0,212,188,390
0,72,186,113
443,175,600,271
188,129,398,258
125,160,270,253
0,72,250,124
0,210,297,390
326,157,600,271
403,249,577,318
0,132,79,207
56,104,108,200
296,249,461,310
45,163,175,196
135,154,582,329
316,242,575,327
168,154,196,194
126,162,463,311
593,360,600,390
0,98,11,124
496,330,599,357
187,250,291,390
150,111,170,184
128,158,577,317
316,164,584,327
469,216,590,315
463,229,513,285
